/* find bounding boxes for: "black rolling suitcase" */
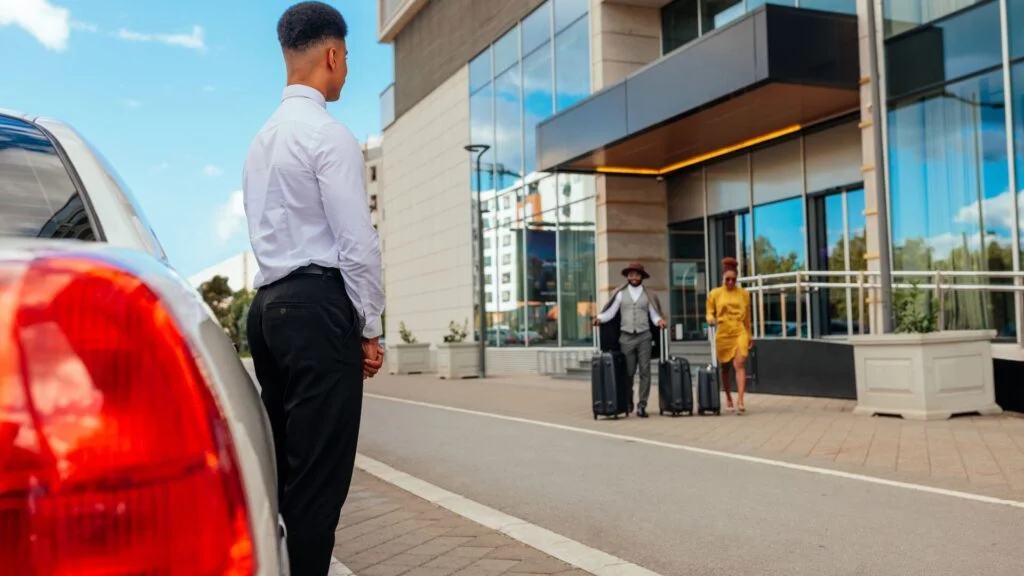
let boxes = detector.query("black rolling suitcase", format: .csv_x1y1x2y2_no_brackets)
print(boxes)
657,328,693,416
591,326,630,420
696,325,721,416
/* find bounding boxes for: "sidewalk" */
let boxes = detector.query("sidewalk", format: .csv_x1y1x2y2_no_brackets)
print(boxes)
334,469,590,576
364,373,1024,502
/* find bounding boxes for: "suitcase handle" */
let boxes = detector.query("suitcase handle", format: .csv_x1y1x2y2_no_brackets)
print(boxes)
593,324,600,353
660,325,669,361
708,323,718,369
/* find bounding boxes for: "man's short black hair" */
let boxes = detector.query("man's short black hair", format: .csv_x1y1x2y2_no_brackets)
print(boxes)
277,1,348,52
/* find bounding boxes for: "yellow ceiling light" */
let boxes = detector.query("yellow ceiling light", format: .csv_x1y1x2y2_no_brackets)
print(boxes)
595,124,802,176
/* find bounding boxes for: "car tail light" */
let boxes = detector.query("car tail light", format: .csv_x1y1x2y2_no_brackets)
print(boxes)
0,256,255,575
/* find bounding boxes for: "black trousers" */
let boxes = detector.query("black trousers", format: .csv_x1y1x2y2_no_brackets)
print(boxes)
247,268,363,576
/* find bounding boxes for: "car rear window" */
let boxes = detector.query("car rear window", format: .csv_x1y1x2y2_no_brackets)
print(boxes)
0,115,96,240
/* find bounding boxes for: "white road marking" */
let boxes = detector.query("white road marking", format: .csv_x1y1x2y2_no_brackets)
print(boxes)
329,556,354,575
355,454,663,576
365,393,1024,510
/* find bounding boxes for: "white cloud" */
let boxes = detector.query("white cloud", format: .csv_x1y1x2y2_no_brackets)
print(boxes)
0,0,72,52
953,189,1024,232
116,24,205,52
216,190,245,241
119,98,142,109
203,164,224,177
70,20,96,32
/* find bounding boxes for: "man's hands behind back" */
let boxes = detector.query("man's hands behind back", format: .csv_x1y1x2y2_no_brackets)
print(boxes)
362,337,384,379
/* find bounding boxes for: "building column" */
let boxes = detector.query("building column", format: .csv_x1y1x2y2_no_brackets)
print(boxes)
857,0,888,334
595,175,669,311
589,0,661,91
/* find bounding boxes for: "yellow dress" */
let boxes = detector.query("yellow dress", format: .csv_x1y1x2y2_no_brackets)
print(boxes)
706,285,752,365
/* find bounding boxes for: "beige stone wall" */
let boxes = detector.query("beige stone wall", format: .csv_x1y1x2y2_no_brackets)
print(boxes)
380,67,474,345
590,1,668,311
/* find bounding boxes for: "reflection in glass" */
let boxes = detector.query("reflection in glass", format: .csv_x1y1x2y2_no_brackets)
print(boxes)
883,0,985,38
487,195,525,346
1015,61,1024,340
813,189,868,337
554,17,590,112
469,83,495,193
885,1,1001,100
799,0,855,13
1012,0,1024,59
661,0,698,54
669,219,707,341
522,2,552,56
555,0,588,32
559,199,596,347
526,209,559,346
753,197,806,337
701,0,744,34
493,26,519,76
523,43,553,177
469,47,491,93
494,66,523,190
888,69,1015,337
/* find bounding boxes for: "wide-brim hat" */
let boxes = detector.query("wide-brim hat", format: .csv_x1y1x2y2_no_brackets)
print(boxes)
621,262,650,279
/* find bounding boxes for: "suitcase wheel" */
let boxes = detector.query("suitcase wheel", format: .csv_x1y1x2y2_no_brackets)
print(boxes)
613,414,619,420
659,409,664,416
714,409,721,416
697,409,704,415
593,413,597,420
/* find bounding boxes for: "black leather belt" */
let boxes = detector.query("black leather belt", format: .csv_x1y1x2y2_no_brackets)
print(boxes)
291,264,340,278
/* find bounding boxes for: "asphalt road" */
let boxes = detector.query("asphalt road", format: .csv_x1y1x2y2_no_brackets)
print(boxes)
357,395,1024,576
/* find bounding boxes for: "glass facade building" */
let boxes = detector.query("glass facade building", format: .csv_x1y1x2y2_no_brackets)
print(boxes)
468,0,597,347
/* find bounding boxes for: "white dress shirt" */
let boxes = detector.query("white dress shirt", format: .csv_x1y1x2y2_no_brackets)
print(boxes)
597,284,663,325
243,84,384,339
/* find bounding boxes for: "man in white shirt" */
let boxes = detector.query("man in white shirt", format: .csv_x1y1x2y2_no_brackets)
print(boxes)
242,3,384,574
593,263,666,418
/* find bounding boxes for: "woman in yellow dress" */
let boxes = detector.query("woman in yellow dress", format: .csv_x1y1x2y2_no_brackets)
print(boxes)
705,257,753,414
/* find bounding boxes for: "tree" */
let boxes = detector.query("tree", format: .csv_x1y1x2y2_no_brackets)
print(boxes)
199,275,233,329
227,288,256,354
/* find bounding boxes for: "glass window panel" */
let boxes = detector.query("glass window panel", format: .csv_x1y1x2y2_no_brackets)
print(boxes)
470,83,495,193
753,197,806,336
669,219,708,341
888,68,1015,337
555,0,589,32
820,193,848,336
559,199,597,346
751,137,802,205
747,0,797,10
494,65,523,191
1012,0,1024,60
523,2,552,57
668,168,704,223
883,0,986,38
706,154,749,215
488,198,525,346
804,121,863,193
524,176,560,220
493,26,519,76
558,172,596,207
1014,61,1024,297
469,47,492,93
885,1,1001,99
523,43,553,177
800,0,856,14
554,17,590,112
525,209,559,346
701,0,745,34
661,0,699,55
846,189,870,335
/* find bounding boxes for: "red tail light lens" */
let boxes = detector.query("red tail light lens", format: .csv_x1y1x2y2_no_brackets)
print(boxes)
0,256,255,575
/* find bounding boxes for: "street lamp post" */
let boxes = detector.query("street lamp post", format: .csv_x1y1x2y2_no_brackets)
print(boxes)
465,144,491,378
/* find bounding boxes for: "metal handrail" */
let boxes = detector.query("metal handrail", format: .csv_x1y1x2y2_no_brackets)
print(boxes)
731,269,1024,345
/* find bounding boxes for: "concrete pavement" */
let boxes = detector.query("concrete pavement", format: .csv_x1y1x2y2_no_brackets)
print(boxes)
363,373,1024,502
358,393,1024,576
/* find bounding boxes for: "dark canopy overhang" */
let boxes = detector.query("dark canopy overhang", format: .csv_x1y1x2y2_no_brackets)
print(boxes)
536,5,861,175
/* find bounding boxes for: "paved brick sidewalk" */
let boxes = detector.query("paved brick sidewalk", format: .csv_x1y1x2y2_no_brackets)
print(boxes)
365,373,1024,502
334,469,590,576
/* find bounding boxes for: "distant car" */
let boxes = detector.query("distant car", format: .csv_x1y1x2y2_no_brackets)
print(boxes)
0,110,287,575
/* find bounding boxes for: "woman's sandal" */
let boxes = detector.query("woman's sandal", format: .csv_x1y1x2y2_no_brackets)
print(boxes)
737,402,746,415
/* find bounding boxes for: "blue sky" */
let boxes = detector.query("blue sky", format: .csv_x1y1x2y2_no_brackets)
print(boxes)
0,0,392,277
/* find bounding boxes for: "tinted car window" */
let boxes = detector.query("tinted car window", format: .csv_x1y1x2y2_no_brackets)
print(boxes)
0,115,96,240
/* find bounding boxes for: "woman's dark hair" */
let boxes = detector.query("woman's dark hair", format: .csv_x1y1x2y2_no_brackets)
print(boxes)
721,257,739,274
277,1,348,52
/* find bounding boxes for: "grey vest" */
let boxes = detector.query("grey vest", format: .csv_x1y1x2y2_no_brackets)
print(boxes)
620,288,650,335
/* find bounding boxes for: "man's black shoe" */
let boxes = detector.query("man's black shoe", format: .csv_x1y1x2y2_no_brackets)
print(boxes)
637,406,649,418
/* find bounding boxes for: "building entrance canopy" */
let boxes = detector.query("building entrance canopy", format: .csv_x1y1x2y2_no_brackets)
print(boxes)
536,5,861,176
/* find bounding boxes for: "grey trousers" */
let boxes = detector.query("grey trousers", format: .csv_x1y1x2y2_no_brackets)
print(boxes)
620,330,652,407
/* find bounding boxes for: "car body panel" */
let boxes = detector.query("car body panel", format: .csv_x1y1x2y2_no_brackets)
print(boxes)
0,113,286,574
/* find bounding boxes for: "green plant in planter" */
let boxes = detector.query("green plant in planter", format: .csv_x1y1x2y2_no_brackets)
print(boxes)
443,318,469,343
398,322,417,344
893,280,938,334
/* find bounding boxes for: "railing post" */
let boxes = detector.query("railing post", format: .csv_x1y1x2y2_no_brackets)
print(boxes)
858,271,865,335
781,290,788,339
758,277,765,338
935,271,945,331
795,271,803,339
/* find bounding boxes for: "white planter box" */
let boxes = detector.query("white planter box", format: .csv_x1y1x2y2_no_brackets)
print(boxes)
437,342,479,379
849,330,1002,420
388,343,431,375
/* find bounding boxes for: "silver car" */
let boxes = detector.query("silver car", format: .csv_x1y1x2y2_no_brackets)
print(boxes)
0,110,287,574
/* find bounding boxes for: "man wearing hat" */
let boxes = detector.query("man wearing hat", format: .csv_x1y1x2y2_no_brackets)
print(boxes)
593,262,666,418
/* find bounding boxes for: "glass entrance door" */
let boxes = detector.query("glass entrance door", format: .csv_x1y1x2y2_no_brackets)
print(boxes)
808,187,867,337
709,211,751,288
